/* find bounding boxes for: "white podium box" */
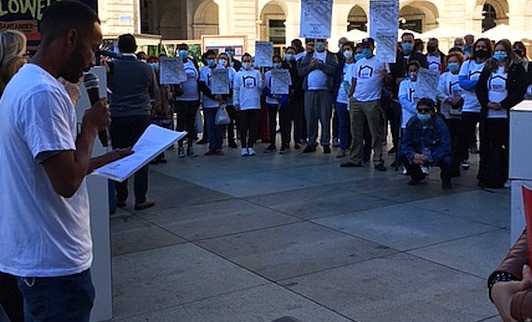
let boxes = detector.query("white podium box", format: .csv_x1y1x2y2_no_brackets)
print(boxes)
509,101,532,244
75,66,113,322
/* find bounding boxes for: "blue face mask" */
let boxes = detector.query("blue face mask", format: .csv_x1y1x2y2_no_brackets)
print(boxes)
316,43,325,52
493,51,508,61
361,48,372,58
355,53,365,61
402,43,413,53
226,50,234,58
207,59,215,68
272,62,282,69
150,63,159,72
285,54,294,61
417,113,431,123
447,62,460,73
178,50,188,59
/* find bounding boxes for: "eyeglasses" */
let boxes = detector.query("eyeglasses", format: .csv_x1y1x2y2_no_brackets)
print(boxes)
417,108,431,114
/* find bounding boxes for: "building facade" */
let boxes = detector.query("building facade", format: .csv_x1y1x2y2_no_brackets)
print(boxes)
99,0,532,53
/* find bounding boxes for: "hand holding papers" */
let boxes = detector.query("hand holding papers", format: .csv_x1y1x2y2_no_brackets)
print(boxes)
92,125,186,182
159,57,187,84
211,69,230,95
370,0,399,63
271,69,291,95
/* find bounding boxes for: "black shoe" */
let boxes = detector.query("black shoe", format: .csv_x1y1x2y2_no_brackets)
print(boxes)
442,180,452,189
340,162,362,168
388,147,396,154
149,159,159,165
116,200,127,208
323,145,331,154
263,145,276,153
375,164,387,172
303,145,316,153
196,139,207,145
407,178,421,185
228,141,238,148
135,199,155,210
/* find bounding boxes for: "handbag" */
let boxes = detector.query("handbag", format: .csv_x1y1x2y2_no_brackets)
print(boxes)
215,105,230,125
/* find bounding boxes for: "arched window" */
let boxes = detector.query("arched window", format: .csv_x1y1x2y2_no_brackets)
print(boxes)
482,3,497,32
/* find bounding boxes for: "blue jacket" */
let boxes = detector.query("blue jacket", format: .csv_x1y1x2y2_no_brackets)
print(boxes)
401,115,452,164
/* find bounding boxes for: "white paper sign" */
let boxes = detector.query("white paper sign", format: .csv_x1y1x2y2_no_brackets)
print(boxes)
370,0,399,63
254,41,274,68
211,68,230,94
159,57,187,84
299,0,333,39
271,69,291,95
92,125,186,182
416,68,439,101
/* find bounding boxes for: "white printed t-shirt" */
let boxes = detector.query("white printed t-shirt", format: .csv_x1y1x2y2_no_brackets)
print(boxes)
487,67,509,119
199,66,219,108
352,56,389,102
459,59,485,113
233,69,263,110
0,64,91,277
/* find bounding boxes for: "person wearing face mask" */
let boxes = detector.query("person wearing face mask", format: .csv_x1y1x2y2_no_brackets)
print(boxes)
475,39,527,188
263,55,291,153
512,41,532,98
437,52,465,163
388,33,428,156
225,46,242,72
298,38,338,154
332,42,355,158
341,37,393,171
400,98,453,188
198,50,225,155
173,43,201,157
216,52,238,149
282,46,305,150
233,53,264,156
398,61,421,132
425,38,446,75
464,34,475,58
336,37,348,63
455,38,493,173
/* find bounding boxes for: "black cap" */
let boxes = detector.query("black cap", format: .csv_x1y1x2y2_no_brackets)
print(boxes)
361,37,375,46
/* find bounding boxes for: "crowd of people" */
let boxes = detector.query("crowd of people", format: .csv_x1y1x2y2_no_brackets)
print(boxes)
1,1,532,319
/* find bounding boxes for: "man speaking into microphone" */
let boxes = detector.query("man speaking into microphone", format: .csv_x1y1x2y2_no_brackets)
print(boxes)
0,2,131,321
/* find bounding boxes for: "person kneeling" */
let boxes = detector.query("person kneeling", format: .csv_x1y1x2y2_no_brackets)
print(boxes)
400,98,453,189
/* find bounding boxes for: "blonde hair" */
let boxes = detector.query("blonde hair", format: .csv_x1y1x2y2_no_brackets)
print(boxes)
0,30,27,95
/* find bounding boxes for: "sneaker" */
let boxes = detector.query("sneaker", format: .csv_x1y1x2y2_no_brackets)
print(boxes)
336,149,346,158
178,147,186,158
248,148,256,156
421,166,429,175
215,149,224,156
134,199,155,210
332,138,340,147
408,175,426,185
241,148,249,156
461,160,470,170
187,146,197,157
402,167,408,175
263,145,276,153
387,147,396,154
323,145,331,154
375,164,387,172
196,138,207,145
303,145,316,153
204,149,217,156
279,146,287,154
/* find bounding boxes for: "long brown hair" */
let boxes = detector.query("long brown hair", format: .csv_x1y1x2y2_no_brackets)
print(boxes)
485,39,521,73
0,30,27,96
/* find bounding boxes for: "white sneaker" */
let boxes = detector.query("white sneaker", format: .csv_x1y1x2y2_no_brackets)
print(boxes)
402,167,408,175
421,166,429,175
248,148,256,156
241,148,248,156
461,160,470,170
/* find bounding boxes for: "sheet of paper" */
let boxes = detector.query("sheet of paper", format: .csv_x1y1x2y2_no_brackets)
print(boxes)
416,68,439,101
299,0,333,39
370,0,399,63
159,57,187,84
254,41,274,68
92,125,186,182
211,68,230,94
271,69,291,95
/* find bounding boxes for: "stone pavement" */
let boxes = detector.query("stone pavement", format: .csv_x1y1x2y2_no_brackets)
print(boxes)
106,140,510,322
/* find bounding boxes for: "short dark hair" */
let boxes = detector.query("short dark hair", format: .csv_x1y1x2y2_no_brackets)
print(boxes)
417,98,436,110
407,60,420,69
40,1,100,41
118,34,136,53
401,32,415,41
205,50,217,58
177,43,189,51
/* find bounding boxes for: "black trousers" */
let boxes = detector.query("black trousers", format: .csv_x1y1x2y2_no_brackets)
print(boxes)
110,115,151,204
478,118,509,185
174,100,199,145
239,109,260,148
0,272,23,322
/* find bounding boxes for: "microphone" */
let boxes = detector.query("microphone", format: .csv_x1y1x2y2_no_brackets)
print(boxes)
83,73,109,147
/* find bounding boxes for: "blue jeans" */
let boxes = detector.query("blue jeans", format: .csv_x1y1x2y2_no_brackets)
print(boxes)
16,269,94,322
335,102,349,150
203,108,223,150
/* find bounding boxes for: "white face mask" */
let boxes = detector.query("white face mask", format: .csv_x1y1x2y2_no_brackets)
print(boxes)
218,59,228,67
343,50,353,59
242,62,252,70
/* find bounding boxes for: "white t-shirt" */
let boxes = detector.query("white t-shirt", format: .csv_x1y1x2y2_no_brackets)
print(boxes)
398,79,419,128
176,59,199,101
199,66,219,108
336,62,354,104
459,60,485,113
307,51,328,90
233,69,263,110
0,64,91,277
426,55,442,75
437,71,463,120
352,56,389,102
487,67,509,119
